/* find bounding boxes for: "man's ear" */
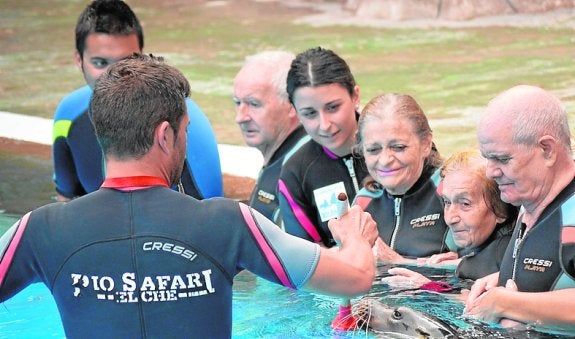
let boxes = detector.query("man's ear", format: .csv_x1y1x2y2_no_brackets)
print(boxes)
495,215,506,224
539,135,557,166
156,121,172,154
287,104,297,119
74,50,83,71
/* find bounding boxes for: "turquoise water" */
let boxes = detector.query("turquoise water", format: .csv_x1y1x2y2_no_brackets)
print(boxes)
0,215,17,236
1,214,574,338
0,272,353,338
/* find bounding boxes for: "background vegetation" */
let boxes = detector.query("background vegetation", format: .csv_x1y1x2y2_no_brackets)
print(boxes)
2,0,574,154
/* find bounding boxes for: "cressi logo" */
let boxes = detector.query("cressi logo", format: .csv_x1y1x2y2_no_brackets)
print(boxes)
410,214,440,228
523,257,553,272
257,189,275,204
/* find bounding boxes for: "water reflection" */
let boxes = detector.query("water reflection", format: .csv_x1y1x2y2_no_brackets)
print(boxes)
0,218,574,338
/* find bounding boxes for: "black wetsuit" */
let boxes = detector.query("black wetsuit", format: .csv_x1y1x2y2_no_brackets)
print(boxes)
354,166,454,258
278,140,369,247
456,220,515,280
249,126,309,224
498,177,575,291
0,179,319,337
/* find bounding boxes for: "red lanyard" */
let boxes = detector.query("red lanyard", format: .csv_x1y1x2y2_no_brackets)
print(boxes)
101,176,169,189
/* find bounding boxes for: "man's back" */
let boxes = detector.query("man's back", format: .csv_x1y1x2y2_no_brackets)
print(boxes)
0,186,317,337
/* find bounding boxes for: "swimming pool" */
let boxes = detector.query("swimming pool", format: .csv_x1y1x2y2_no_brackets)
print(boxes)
0,214,573,338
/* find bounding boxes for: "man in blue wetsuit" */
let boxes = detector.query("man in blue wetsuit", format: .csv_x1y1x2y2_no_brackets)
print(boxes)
52,0,222,201
233,51,309,223
0,54,377,337
465,85,575,330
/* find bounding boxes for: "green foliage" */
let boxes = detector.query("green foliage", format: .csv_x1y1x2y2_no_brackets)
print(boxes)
1,0,574,155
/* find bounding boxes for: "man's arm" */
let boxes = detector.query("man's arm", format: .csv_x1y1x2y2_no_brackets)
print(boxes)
277,178,322,243
465,280,575,329
303,205,377,297
0,213,34,301
238,203,375,297
184,98,223,198
52,86,93,200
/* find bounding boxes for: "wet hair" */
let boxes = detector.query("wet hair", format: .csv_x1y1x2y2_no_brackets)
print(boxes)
75,0,144,56
286,47,356,105
355,93,442,191
440,149,517,223
90,53,190,159
241,51,295,105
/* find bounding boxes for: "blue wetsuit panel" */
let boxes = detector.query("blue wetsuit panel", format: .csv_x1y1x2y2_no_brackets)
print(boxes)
52,86,223,199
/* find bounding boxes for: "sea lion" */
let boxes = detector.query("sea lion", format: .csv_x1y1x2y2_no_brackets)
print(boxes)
354,298,458,338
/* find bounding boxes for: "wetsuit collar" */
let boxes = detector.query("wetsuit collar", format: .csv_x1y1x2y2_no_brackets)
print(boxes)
101,176,169,189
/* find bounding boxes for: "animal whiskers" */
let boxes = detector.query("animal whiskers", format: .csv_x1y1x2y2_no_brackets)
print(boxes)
351,298,459,338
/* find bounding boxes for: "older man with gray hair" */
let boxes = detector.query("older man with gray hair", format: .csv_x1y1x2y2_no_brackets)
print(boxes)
233,51,310,224
465,85,575,330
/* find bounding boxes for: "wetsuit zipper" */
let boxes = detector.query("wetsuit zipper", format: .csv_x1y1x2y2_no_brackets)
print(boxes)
511,222,527,281
390,197,402,249
343,157,359,193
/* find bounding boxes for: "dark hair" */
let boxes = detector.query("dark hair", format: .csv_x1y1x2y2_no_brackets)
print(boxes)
75,0,144,56
286,47,356,104
356,93,442,192
90,53,190,159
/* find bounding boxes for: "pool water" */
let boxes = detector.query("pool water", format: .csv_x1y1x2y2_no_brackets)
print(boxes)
0,214,574,338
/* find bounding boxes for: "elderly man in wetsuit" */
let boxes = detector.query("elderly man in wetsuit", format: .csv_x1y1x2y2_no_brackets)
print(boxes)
233,51,309,224
465,85,575,330
52,0,222,201
0,54,377,338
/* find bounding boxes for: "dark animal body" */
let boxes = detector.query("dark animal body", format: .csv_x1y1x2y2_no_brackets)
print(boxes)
354,298,459,338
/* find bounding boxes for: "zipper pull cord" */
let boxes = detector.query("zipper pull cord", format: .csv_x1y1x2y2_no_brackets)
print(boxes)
343,157,359,193
511,213,526,281
390,197,402,249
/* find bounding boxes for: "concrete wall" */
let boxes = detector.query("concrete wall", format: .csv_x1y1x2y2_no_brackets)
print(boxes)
343,0,575,21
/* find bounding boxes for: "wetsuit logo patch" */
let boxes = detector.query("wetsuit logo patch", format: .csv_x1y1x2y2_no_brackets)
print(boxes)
257,189,275,205
70,270,215,303
313,182,347,222
143,241,198,261
410,214,440,228
523,257,553,272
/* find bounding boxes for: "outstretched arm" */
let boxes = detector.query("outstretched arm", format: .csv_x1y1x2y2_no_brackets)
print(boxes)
381,267,431,288
416,251,460,267
304,205,377,297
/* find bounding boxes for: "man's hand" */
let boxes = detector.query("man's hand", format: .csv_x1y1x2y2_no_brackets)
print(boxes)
464,272,503,322
465,271,499,306
328,205,377,247
309,205,376,297
381,267,431,288
372,237,407,264
416,251,459,266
